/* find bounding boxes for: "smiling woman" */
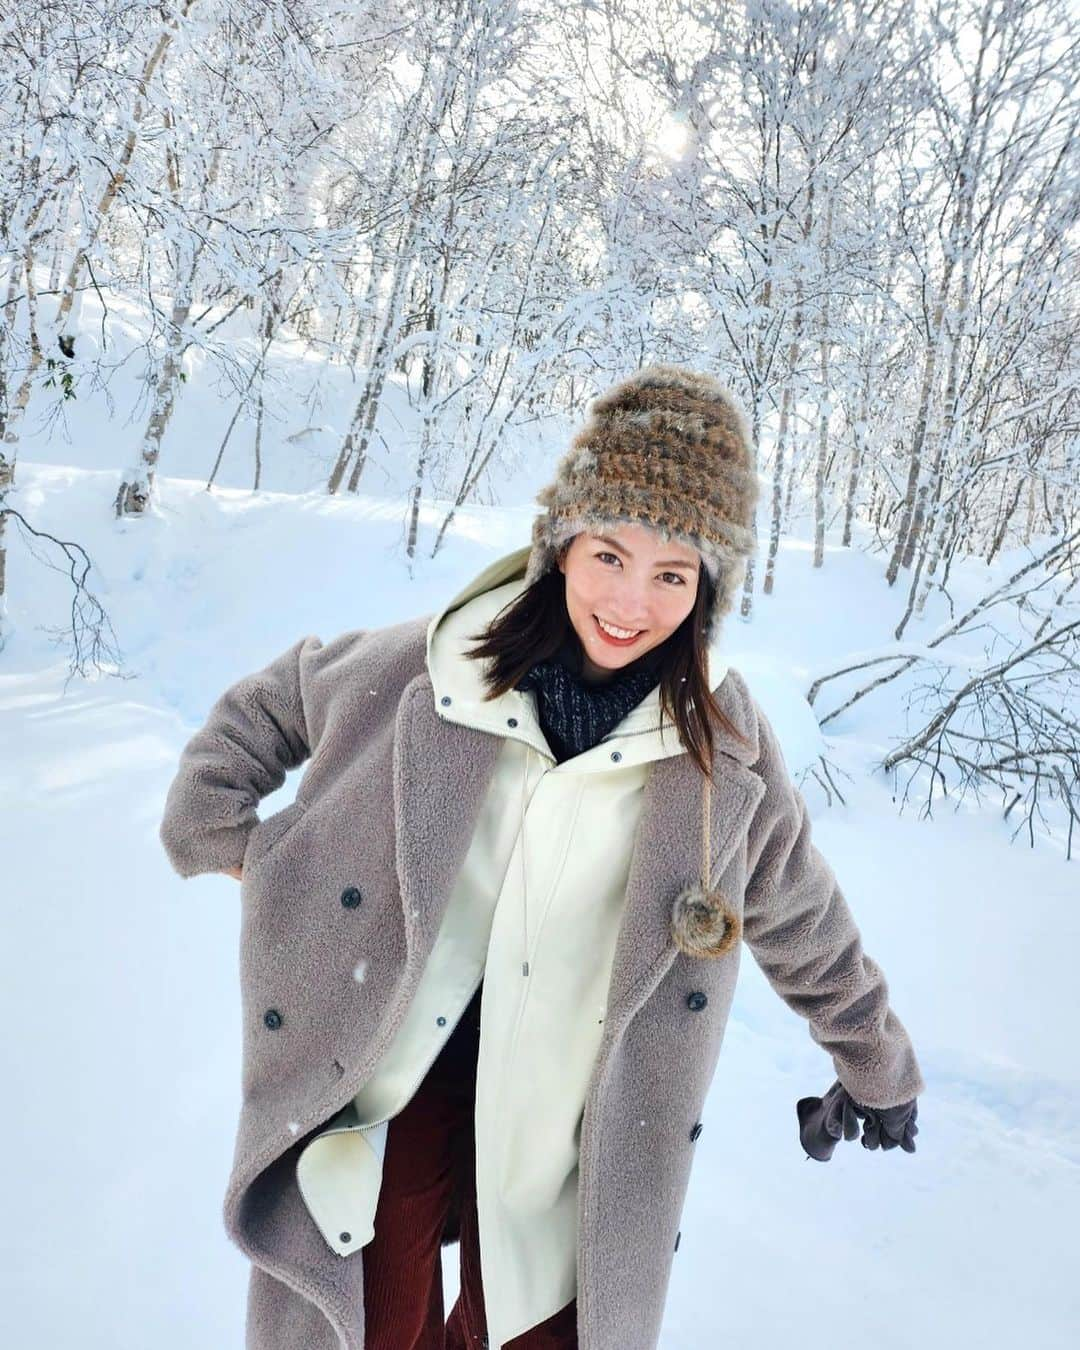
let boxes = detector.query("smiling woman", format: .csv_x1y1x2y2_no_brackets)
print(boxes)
159,362,924,1350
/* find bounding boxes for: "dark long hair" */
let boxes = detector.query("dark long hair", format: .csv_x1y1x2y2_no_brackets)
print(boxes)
461,543,752,779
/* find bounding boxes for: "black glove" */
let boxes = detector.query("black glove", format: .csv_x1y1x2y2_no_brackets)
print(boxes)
796,1079,919,1160
854,1095,919,1153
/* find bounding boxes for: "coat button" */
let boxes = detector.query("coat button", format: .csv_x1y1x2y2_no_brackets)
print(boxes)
690,1121,703,1141
507,717,518,727
441,695,452,706
340,1231,352,1244
263,1009,283,1029
437,1016,447,1026
610,750,622,762
686,991,708,1012
340,886,362,908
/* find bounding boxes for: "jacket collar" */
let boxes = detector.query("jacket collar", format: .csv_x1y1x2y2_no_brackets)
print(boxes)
425,544,738,771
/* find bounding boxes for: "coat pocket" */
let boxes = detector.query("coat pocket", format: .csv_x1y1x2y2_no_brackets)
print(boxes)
242,797,309,877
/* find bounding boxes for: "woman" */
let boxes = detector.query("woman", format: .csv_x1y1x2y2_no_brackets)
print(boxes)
160,364,924,1350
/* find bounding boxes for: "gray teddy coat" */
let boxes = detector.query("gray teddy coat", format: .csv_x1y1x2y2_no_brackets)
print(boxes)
159,605,925,1350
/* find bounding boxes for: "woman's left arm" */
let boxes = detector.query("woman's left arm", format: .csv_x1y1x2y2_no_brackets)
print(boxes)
740,703,926,1111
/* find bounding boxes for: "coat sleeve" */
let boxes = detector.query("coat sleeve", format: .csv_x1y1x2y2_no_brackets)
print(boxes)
159,635,326,880
740,702,926,1110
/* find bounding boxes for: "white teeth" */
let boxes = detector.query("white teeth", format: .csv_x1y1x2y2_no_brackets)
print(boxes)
596,616,640,639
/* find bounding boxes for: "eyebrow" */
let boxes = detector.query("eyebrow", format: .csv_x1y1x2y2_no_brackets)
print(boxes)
592,533,698,571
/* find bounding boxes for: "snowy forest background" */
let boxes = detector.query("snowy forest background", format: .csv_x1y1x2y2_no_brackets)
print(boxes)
2,1,1079,1347
4,0,1080,847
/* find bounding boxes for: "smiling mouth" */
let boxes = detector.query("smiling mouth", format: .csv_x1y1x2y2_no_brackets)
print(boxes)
593,614,644,641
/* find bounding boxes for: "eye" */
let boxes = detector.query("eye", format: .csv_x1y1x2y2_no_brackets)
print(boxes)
595,552,685,585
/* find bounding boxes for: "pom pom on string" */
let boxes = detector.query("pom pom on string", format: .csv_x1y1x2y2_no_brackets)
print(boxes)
669,764,741,959
671,882,741,958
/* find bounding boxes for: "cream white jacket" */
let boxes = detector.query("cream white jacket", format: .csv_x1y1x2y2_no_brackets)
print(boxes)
294,543,728,1349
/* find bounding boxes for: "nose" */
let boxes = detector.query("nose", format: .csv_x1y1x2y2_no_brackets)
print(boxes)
600,582,652,629
603,603,649,628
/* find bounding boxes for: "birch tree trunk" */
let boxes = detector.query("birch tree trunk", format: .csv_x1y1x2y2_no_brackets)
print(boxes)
813,189,834,569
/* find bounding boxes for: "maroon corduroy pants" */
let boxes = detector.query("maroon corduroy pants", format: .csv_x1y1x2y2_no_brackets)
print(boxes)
361,980,579,1350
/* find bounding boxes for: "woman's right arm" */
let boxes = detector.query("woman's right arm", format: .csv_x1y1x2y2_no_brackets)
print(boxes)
159,634,325,880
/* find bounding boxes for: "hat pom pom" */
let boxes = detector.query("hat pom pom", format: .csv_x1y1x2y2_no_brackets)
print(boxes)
671,883,741,959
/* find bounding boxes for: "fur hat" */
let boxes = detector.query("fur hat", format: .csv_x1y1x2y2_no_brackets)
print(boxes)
523,362,761,960
523,362,760,646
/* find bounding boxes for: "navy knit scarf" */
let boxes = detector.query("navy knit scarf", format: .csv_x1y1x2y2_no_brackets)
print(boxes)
514,628,664,763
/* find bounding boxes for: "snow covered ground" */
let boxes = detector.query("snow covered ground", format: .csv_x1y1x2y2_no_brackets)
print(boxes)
3,357,1078,1347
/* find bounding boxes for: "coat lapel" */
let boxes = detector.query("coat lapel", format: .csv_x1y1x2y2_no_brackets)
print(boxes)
392,671,503,966
602,746,766,1033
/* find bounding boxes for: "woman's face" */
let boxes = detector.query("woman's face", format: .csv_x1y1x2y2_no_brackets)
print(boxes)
556,523,701,682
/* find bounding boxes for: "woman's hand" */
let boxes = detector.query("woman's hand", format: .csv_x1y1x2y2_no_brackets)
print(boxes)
797,1078,919,1159
222,865,243,880
854,1095,919,1152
